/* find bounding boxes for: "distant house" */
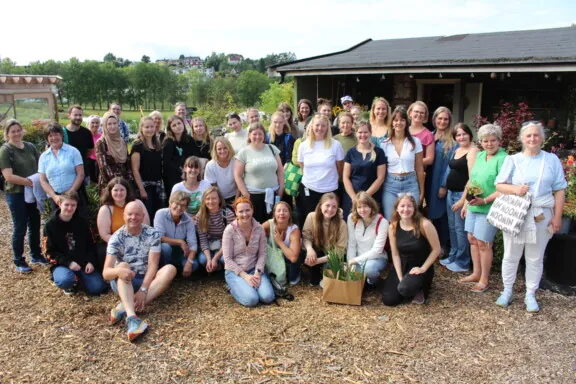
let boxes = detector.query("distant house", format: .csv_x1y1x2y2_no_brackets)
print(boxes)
204,67,215,78
227,54,244,65
181,56,204,67
268,27,576,132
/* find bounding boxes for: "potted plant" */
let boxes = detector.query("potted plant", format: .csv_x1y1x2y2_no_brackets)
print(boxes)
466,181,484,202
560,156,576,233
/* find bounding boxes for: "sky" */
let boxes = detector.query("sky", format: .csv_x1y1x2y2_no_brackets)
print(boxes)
2,0,575,65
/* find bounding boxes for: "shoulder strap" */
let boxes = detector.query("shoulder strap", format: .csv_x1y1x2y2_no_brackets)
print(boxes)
268,144,275,157
62,127,69,144
283,134,291,162
222,209,229,227
107,205,113,218
375,214,384,236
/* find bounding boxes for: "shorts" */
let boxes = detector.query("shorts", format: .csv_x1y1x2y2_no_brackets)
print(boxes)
110,274,145,294
464,210,498,243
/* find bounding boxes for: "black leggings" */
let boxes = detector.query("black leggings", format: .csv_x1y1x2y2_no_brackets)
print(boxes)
381,265,434,306
296,184,336,229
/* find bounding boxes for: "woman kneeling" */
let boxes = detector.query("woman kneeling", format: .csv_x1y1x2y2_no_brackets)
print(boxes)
223,197,275,307
382,195,441,306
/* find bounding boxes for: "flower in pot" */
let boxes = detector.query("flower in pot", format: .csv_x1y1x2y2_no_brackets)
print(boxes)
466,181,484,202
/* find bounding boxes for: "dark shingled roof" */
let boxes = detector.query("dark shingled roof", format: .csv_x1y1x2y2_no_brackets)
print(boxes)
272,27,576,72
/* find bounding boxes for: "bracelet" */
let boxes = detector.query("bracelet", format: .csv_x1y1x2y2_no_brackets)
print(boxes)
483,198,487,205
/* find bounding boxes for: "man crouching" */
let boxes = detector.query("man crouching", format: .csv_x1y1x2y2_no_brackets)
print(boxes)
103,201,176,341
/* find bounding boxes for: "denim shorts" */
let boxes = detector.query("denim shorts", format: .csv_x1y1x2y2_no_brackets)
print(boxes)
110,274,145,294
464,210,498,243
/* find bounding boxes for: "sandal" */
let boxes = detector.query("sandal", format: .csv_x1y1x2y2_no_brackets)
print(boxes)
470,282,489,293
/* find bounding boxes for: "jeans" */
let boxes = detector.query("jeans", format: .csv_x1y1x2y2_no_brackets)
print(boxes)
446,190,470,269
382,173,420,221
161,243,199,271
356,257,388,283
198,251,225,267
5,192,42,265
52,265,108,295
142,185,162,223
225,269,275,307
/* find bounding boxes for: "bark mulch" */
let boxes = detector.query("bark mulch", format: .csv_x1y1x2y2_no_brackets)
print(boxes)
0,197,574,383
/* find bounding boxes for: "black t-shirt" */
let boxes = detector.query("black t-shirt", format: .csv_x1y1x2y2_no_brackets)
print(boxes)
190,138,211,160
66,126,94,175
131,141,162,182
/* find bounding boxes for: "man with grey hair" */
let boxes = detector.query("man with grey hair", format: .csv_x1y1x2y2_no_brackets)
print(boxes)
103,201,177,341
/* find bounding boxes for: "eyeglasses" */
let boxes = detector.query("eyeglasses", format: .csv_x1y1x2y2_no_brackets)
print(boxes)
397,192,414,198
521,120,542,127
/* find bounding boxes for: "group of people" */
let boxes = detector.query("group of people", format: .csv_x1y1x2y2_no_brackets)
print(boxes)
0,96,566,342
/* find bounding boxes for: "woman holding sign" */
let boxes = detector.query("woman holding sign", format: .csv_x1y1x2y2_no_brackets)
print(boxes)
494,121,566,312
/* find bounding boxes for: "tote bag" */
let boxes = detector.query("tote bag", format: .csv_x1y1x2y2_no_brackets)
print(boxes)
265,220,287,286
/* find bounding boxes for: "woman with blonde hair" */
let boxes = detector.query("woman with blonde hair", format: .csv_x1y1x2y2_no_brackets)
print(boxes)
190,116,212,162
407,101,434,167
369,97,392,147
382,194,441,306
267,111,296,166
333,111,357,155
347,192,389,287
196,186,236,272
204,136,238,207
95,112,132,195
425,106,458,254
296,114,344,228
149,110,165,142
342,120,386,219
131,116,164,221
302,193,348,286
277,102,299,138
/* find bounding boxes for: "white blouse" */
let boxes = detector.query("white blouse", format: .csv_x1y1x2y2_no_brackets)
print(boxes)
380,137,422,173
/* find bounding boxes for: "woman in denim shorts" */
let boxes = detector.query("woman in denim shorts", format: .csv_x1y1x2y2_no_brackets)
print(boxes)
460,124,507,293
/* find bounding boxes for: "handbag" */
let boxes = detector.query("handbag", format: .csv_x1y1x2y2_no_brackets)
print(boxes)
265,220,287,286
284,162,303,197
486,154,545,236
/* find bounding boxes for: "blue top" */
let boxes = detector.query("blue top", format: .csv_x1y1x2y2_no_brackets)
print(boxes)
344,146,387,193
38,143,83,193
153,208,197,250
495,151,567,198
425,139,458,219
370,135,388,148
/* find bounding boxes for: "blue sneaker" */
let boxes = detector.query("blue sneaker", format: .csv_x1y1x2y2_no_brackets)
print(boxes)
15,261,32,274
495,291,513,307
109,302,127,325
126,316,148,342
30,256,49,266
525,294,540,313
439,258,452,266
446,262,469,273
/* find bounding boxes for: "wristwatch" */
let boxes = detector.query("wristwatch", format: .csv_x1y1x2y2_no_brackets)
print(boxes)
255,268,262,275
140,287,148,294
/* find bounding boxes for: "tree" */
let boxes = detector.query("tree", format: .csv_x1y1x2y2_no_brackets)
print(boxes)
235,70,271,106
260,82,294,113
103,53,117,62
179,54,185,60
185,69,211,106
204,52,227,72
0,58,17,74
141,55,151,63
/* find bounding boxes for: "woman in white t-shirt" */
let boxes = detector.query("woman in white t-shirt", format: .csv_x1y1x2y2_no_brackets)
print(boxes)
204,136,238,207
234,123,284,224
297,114,345,228
380,107,425,220
170,156,212,218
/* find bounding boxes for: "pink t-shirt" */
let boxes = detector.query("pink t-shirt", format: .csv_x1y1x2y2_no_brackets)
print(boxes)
411,128,433,157
90,133,102,160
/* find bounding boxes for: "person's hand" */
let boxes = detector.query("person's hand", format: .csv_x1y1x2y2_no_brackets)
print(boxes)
242,192,251,200
192,215,199,224
451,200,464,212
305,248,317,266
348,259,358,266
419,193,424,206
460,203,467,219
467,197,483,206
183,260,193,278
69,261,81,271
206,257,217,273
409,267,425,275
139,188,148,200
273,229,285,246
243,273,257,288
549,216,562,234
118,267,135,282
438,187,447,199
52,195,63,205
85,263,94,274
517,184,530,196
27,178,34,187
180,240,189,255
251,271,262,288
134,291,146,312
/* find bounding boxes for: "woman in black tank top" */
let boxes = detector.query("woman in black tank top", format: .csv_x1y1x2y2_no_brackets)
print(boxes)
382,194,441,306
439,123,479,273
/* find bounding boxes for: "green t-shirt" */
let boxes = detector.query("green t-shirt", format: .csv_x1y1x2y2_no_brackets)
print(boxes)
0,142,40,194
236,144,280,190
334,134,358,155
468,148,507,214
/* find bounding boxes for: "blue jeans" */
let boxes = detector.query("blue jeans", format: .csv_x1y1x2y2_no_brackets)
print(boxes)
5,192,42,265
382,173,420,220
225,269,275,307
160,243,199,271
446,191,470,269
198,251,225,267
52,265,108,295
356,257,388,283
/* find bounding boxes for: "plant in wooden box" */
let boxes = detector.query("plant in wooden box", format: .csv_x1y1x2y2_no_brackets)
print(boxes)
466,181,484,202
560,156,576,233
322,247,365,305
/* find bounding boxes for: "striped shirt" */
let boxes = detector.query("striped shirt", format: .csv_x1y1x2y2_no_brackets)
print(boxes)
198,208,236,252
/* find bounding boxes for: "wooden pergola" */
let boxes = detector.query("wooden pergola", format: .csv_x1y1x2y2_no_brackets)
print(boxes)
0,74,62,121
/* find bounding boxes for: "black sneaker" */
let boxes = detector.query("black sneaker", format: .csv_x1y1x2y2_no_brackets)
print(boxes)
15,261,32,274
63,285,78,295
30,256,49,266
